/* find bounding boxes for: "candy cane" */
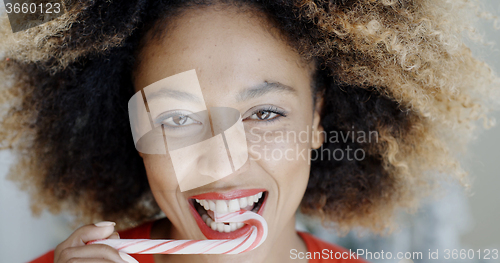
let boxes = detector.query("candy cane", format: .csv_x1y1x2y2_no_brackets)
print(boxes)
87,210,268,254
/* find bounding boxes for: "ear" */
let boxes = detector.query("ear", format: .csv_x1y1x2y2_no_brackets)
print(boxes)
311,97,324,150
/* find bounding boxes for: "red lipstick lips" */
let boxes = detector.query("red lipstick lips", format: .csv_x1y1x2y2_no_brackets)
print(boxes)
191,188,266,200
188,189,267,240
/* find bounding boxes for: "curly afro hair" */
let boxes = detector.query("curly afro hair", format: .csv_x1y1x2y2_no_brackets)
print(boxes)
0,0,498,233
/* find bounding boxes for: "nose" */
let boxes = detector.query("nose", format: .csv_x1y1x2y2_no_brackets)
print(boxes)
194,133,234,178
170,110,248,192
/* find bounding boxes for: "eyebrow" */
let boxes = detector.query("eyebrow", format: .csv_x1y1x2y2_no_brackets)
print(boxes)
144,81,296,102
145,88,202,103
237,82,297,101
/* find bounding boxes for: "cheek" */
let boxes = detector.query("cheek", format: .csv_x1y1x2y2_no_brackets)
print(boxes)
247,129,311,220
142,154,180,193
246,104,315,185
143,154,190,227
247,125,312,192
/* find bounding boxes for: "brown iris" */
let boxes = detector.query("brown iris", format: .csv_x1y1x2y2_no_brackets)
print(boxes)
255,110,272,120
172,115,189,125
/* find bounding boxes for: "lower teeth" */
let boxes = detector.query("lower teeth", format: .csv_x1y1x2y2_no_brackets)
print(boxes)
201,214,245,233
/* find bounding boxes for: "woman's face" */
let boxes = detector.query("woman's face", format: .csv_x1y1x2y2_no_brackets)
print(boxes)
133,5,323,262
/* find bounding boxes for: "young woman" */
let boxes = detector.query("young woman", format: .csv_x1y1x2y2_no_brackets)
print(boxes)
0,0,498,262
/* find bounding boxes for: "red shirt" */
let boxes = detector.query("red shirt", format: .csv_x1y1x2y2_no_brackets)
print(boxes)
30,221,367,263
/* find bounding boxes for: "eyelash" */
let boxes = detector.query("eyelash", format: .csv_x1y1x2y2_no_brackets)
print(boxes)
245,106,287,123
156,106,287,127
155,110,199,129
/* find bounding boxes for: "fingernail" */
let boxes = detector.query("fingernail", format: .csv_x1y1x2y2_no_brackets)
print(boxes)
94,221,116,227
119,252,139,263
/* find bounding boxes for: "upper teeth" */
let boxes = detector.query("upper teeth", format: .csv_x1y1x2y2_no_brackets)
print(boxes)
195,191,264,214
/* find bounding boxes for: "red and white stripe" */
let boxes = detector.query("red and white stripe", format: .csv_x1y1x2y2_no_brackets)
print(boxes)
87,210,268,254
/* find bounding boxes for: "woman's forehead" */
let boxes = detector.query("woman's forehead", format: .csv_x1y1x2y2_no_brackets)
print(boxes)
133,5,314,93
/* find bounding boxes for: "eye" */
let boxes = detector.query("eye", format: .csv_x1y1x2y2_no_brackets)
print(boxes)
155,110,202,128
163,115,199,127
249,110,279,121
244,106,287,122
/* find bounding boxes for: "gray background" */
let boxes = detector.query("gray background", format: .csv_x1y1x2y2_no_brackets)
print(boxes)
461,0,500,251
1,1,499,262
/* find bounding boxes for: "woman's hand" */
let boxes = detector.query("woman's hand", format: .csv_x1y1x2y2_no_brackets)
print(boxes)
53,221,138,263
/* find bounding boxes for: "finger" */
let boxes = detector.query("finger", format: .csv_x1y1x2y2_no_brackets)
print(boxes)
54,222,117,262
58,244,126,263
66,221,116,246
118,252,139,263
108,231,120,240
